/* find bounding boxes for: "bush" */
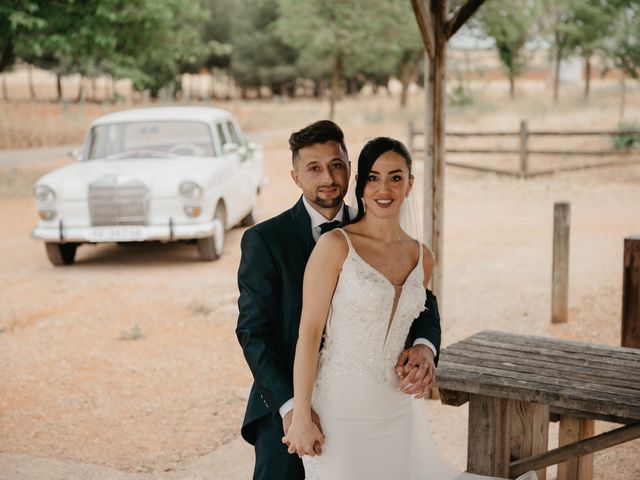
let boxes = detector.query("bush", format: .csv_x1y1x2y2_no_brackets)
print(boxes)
612,121,640,150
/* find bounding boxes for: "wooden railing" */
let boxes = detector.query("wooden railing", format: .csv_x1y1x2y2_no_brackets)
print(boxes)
408,120,640,178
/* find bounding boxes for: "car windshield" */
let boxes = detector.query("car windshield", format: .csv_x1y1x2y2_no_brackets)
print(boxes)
86,121,216,160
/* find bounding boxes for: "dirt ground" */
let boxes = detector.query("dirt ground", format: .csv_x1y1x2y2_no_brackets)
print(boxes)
1,82,639,479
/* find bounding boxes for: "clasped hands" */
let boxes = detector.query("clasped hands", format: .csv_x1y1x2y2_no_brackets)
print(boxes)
282,345,436,457
395,343,436,399
281,408,324,457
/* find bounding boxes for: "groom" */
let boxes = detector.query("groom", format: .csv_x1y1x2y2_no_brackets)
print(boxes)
236,120,442,480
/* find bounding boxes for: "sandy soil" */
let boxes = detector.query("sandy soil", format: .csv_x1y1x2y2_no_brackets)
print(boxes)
1,84,639,479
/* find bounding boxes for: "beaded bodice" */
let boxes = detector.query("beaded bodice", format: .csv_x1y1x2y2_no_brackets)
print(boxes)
315,229,427,389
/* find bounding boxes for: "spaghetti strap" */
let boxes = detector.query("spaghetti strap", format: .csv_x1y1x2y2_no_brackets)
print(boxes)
417,240,424,284
334,227,354,251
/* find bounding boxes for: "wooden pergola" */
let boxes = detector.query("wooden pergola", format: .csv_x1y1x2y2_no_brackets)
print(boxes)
409,0,486,299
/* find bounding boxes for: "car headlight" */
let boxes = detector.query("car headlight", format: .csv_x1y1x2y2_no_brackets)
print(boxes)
179,181,202,200
38,209,57,221
34,184,56,204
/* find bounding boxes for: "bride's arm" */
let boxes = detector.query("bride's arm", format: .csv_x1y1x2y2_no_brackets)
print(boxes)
284,230,347,457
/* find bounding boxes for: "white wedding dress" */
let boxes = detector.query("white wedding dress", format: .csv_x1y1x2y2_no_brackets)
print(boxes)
302,229,536,480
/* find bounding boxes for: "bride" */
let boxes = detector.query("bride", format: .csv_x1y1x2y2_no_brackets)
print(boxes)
282,137,536,480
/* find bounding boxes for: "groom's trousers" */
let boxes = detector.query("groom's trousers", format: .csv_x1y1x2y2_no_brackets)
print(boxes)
253,414,305,480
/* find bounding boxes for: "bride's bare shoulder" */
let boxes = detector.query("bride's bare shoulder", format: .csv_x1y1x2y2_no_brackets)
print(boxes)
313,229,349,260
421,244,435,285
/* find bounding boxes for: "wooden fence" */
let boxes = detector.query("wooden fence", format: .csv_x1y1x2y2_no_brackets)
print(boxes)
408,120,640,178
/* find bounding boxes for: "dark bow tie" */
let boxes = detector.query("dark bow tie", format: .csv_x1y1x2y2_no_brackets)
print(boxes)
319,220,341,234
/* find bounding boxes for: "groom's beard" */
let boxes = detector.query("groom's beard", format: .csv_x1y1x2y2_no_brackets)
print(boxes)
313,184,348,208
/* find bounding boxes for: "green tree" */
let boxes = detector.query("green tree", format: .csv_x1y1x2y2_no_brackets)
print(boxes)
276,0,396,119
540,0,613,102
567,0,614,98
230,0,300,98
475,0,541,99
385,0,425,107
0,1,47,73
606,0,640,118
7,0,213,101
540,0,578,103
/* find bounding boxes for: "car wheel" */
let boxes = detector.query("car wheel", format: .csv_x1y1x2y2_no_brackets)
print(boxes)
45,242,78,266
197,203,226,261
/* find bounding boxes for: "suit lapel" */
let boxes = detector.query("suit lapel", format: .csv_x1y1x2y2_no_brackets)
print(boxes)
291,197,355,253
290,196,315,254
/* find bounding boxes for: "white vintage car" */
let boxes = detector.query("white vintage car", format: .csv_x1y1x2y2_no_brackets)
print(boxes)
31,106,265,265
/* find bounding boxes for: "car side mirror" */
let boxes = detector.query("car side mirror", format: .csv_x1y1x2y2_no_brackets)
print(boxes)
223,143,239,154
68,149,82,162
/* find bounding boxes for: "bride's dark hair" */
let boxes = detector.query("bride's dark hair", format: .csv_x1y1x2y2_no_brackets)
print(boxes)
347,137,412,225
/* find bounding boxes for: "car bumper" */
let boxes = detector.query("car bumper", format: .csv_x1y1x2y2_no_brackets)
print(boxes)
31,220,218,243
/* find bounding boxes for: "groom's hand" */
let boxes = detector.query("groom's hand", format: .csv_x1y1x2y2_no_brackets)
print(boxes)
395,344,436,399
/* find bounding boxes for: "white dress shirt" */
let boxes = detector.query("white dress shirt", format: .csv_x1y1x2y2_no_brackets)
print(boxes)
279,197,437,417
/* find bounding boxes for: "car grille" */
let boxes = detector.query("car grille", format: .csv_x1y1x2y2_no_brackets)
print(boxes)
89,175,149,226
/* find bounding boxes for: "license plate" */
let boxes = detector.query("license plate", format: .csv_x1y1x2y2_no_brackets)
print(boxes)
90,227,144,242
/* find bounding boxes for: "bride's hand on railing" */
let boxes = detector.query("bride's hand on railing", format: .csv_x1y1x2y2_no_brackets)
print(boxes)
282,409,324,457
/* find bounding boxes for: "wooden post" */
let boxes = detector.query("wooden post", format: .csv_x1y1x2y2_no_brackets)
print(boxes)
467,394,510,477
421,0,448,300
508,401,550,480
557,416,595,480
552,202,571,323
519,120,529,178
622,236,640,348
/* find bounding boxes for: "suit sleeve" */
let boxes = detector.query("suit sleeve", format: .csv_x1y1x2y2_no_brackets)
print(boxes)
236,228,293,414
407,289,442,365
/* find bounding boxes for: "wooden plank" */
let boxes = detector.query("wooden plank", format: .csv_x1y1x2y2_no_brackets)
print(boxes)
509,401,549,480
421,0,448,301
557,417,594,480
465,330,638,359
446,148,520,154
529,150,639,156
467,394,510,477
470,331,640,364
446,340,640,377
446,131,519,137
550,406,637,425
526,159,640,177
552,202,571,323
436,367,640,420
622,236,640,348
443,345,640,391
438,388,469,406
455,341,640,376
444,161,519,177
510,422,640,478
410,0,434,59
529,130,640,136
437,361,640,409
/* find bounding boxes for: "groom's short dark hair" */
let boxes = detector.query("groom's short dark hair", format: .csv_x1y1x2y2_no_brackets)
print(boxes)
289,120,348,163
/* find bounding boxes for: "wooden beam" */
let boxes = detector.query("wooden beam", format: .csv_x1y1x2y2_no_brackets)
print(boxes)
410,0,435,59
509,422,640,478
557,416,594,480
446,0,487,39
622,236,640,348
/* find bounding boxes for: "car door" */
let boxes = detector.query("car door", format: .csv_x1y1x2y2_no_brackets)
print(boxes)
216,120,253,223
225,119,261,191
